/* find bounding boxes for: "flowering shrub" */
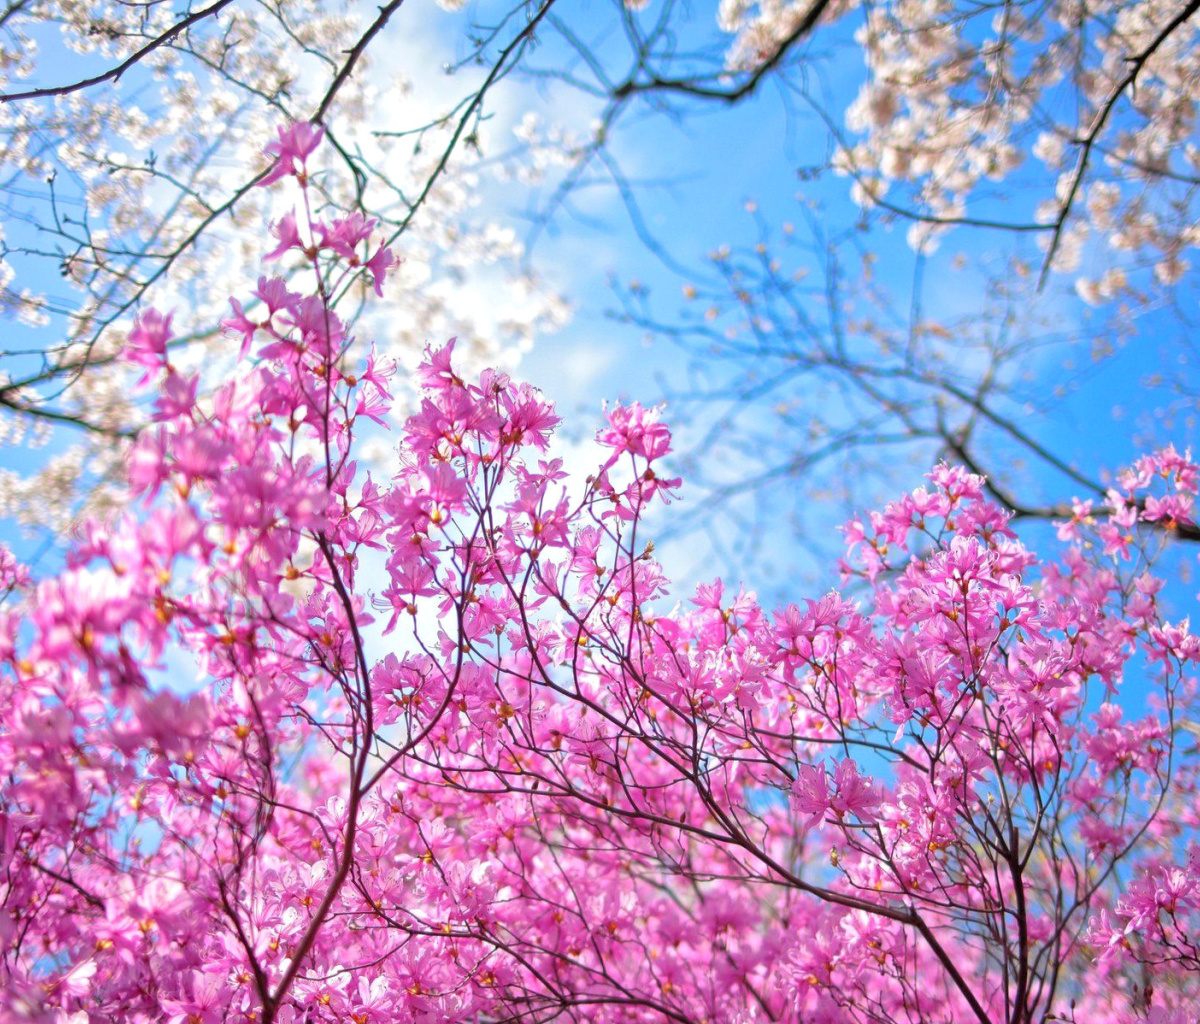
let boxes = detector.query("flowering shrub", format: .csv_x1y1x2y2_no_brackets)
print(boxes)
1,126,1198,1024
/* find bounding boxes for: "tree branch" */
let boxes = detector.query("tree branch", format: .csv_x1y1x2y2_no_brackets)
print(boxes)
0,0,238,103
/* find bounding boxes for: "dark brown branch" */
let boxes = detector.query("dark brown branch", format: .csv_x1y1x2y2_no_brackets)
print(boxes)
612,0,833,103
1037,0,1200,289
312,0,406,125
943,427,1200,543
0,0,238,103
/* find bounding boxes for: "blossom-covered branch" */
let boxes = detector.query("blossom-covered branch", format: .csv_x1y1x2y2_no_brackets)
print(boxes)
1,126,1198,1024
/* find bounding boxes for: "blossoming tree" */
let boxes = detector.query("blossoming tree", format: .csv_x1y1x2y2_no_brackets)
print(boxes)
1,126,1197,1024
0,0,575,530
3,0,1199,559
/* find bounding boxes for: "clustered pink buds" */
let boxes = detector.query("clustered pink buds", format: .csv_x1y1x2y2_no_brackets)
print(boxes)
0,124,1196,1024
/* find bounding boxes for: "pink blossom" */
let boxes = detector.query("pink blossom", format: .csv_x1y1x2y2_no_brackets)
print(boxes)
263,210,304,261
791,761,829,830
123,309,173,382
830,757,881,823
259,120,325,186
597,401,672,463
9,123,1200,1024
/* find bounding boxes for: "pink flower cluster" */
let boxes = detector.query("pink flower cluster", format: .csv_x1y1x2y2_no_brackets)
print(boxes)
0,124,1197,1024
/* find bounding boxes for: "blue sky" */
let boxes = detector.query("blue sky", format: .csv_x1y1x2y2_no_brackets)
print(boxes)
1,0,1196,616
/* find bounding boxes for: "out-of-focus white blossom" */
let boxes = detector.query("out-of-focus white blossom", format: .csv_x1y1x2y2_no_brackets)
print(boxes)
719,0,1200,296
0,0,578,531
